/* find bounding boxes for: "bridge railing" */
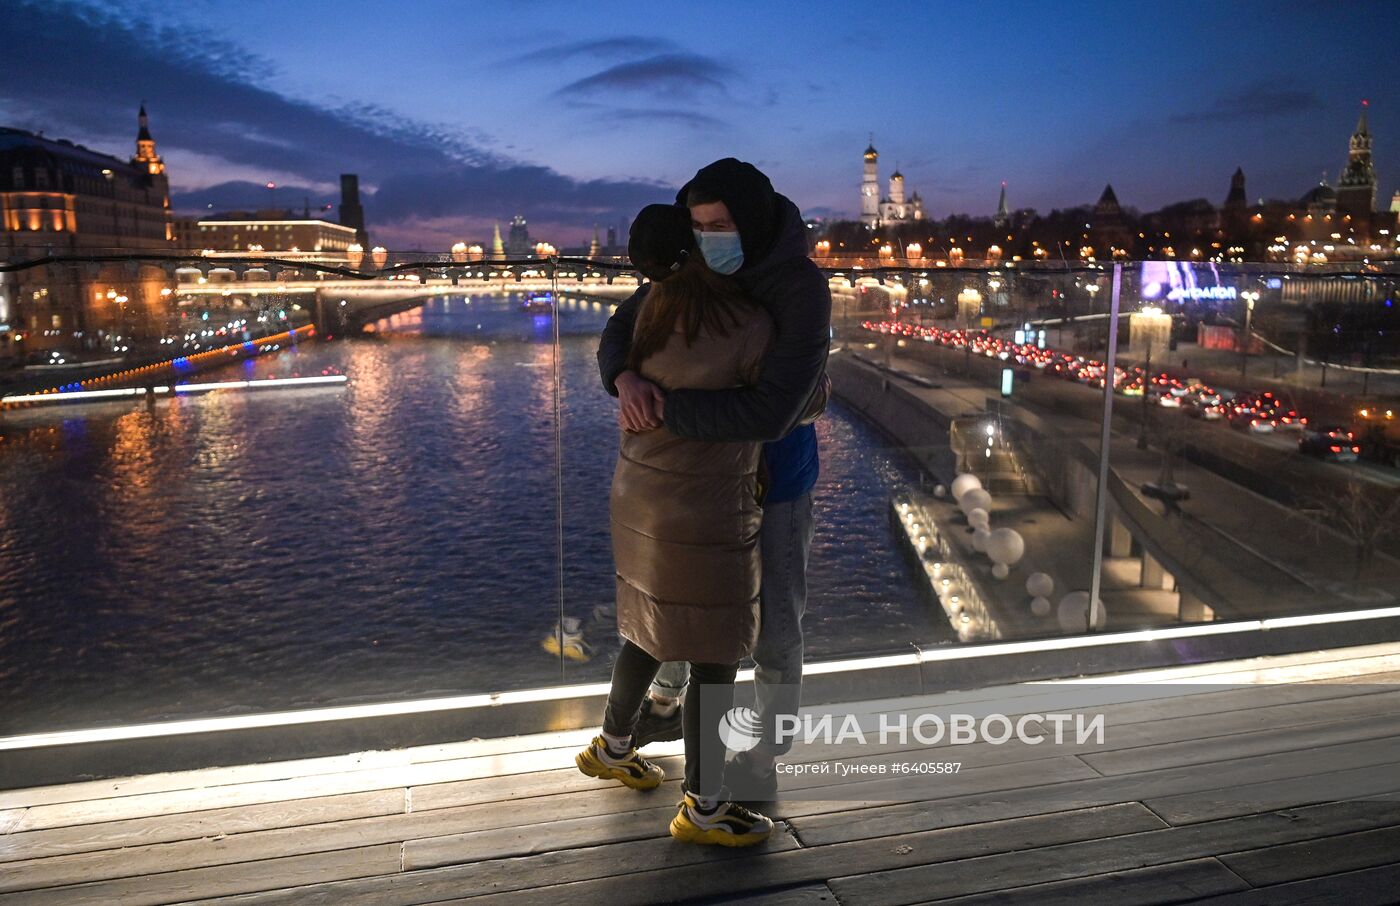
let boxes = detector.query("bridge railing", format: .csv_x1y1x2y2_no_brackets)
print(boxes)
3,252,1400,764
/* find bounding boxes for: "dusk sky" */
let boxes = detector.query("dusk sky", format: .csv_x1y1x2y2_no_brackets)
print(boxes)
4,0,1398,249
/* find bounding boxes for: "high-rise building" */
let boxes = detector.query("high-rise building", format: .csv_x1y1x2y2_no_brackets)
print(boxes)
993,181,1010,229
506,215,530,256
338,174,368,247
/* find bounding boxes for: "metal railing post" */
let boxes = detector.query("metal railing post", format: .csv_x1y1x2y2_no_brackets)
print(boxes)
1087,263,1123,632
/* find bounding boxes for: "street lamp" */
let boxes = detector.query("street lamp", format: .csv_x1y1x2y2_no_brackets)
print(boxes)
1086,283,1101,352
1240,290,1259,379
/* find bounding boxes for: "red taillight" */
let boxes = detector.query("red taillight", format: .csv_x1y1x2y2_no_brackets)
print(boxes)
1330,445,1342,452
1352,446,1361,453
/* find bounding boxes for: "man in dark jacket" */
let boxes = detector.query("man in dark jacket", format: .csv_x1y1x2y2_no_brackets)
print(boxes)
597,158,831,797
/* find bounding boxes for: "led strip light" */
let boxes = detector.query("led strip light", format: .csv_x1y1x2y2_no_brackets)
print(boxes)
5,604,1400,752
2,374,346,406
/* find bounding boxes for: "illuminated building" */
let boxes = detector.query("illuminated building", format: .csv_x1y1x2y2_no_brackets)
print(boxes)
1336,102,1378,233
0,106,174,361
188,212,359,255
861,139,924,229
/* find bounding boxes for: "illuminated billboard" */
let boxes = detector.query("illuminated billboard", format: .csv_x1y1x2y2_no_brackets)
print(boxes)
1140,261,1236,304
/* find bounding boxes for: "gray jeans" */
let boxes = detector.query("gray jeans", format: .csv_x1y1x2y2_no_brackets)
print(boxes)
650,491,815,755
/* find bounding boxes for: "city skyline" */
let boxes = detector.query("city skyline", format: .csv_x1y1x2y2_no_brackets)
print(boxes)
3,0,1398,247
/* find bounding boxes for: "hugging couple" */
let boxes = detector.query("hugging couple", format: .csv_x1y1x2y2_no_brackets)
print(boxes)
575,158,832,846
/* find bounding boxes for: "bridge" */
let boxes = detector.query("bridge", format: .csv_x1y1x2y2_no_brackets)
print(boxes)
171,263,641,334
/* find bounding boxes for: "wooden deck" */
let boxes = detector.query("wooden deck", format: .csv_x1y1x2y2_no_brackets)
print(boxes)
4,643,1400,905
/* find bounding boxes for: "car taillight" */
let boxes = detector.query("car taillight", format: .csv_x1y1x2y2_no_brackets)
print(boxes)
1330,445,1342,452
1352,446,1360,453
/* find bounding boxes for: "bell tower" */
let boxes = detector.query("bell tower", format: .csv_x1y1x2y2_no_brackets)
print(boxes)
861,136,879,229
1336,100,1377,230
133,103,164,176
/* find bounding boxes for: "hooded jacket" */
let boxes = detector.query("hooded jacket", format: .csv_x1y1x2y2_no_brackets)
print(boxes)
598,163,832,448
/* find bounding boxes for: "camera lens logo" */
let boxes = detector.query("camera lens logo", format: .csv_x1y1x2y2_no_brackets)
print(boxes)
718,706,763,752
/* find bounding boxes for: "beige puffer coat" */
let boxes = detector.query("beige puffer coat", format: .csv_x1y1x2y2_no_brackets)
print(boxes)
610,302,774,665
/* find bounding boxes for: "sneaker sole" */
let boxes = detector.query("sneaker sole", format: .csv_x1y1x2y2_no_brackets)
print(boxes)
575,750,663,790
635,725,684,747
669,814,773,847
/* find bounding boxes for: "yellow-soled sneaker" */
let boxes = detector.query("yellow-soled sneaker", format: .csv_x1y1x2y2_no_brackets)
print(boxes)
669,790,774,846
540,627,591,662
575,736,664,790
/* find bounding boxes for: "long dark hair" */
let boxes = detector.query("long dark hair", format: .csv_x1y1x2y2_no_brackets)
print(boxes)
627,257,754,374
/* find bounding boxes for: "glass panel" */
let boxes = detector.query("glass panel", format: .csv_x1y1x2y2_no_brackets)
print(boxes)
3,233,1400,739
842,255,1400,647
553,258,636,685
0,249,569,734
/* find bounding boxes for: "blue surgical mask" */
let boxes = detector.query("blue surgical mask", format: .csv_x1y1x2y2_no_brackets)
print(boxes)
694,230,744,275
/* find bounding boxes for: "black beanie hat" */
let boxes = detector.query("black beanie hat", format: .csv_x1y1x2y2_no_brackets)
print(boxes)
628,203,694,282
676,158,778,268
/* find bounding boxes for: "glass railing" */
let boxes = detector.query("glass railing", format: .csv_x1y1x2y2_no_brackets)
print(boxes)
2,249,1399,737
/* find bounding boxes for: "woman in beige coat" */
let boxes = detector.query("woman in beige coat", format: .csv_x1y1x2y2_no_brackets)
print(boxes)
576,203,775,847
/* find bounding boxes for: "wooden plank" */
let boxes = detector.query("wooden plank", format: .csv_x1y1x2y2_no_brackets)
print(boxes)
0,748,417,811
1320,668,1400,685
0,785,685,894
406,754,682,812
724,884,840,905
1187,862,1400,905
1081,710,1400,776
909,858,1249,905
0,790,403,864
2,749,597,833
440,803,1165,906
828,801,1400,906
790,736,1400,845
0,842,402,906
1220,825,1400,887
169,825,803,906
1146,768,1400,825
0,810,23,835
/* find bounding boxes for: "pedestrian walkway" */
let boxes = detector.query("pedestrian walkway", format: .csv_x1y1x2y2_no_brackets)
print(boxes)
4,643,1400,904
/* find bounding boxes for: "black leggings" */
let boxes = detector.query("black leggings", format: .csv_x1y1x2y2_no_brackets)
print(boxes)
602,640,738,797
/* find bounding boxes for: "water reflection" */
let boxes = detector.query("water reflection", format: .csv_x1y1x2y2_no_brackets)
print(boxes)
0,293,938,733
